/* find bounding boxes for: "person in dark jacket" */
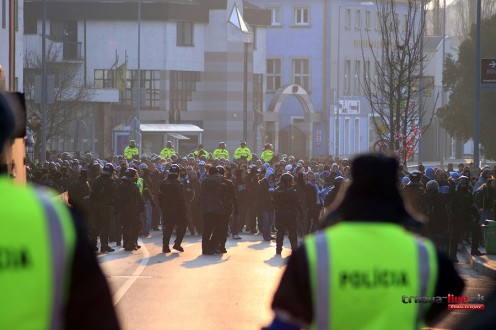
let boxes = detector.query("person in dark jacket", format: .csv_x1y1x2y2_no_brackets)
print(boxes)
421,180,449,253
189,169,203,234
67,167,94,244
118,168,144,251
449,176,482,261
159,164,188,253
304,171,323,233
402,170,424,215
231,168,248,239
216,166,238,253
258,167,276,241
91,163,119,253
272,173,303,254
245,166,261,233
201,166,225,254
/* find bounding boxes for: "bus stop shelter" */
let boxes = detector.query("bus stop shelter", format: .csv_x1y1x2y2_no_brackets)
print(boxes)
139,123,204,156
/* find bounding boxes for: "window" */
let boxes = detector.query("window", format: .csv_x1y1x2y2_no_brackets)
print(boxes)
345,8,352,28
293,59,309,91
344,59,351,95
294,7,309,26
355,10,361,28
376,11,381,31
170,71,201,122
267,59,281,92
177,21,194,46
50,20,64,41
364,60,371,85
94,69,115,88
14,0,18,31
354,60,361,95
122,70,161,109
344,118,350,155
403,14,408,32
268,7,281,26
24,19,37,34
365,10,371,29
253,26,257,50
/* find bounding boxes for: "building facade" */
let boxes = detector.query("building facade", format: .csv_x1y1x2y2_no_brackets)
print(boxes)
24,0,270,158
0,0,23,92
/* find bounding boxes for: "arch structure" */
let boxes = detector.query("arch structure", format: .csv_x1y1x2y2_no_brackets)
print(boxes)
265,84,323,159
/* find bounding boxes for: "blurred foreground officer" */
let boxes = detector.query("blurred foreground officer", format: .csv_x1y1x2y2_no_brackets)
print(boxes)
267,153,464,330
0,94,119,329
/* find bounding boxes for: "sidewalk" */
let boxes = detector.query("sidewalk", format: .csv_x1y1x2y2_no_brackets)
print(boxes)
462,243,496,278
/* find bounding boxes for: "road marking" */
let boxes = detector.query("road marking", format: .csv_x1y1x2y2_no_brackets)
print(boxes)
112,238,150,305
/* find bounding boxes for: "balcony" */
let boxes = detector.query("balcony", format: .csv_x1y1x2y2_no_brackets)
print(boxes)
62,42,84,62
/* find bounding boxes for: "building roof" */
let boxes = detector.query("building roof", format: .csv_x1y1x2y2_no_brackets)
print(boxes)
139,123,204,133
25,0,271,26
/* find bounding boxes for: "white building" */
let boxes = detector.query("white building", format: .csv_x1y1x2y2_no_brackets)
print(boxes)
0,0,23,92
24,0,270,157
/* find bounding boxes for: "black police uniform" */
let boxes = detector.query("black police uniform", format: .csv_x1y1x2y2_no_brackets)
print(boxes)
159,170,187,252
91,172,119,252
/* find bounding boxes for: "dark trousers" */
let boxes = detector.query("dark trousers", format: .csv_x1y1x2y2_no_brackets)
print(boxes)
306,207,322,233
233,198,248,235
122,216,140,249
162,209,187,247
247,198,259,232
450,220,481,259
275,210,298,251
191,202,203,234
202,212,222,253
96,206,113,248
151,204,161,230
218,213,232,249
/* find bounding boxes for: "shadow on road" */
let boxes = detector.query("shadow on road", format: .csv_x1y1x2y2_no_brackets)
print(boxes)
145,252,180,265
264,255,288,268
247,241,271,250
181,255,230,268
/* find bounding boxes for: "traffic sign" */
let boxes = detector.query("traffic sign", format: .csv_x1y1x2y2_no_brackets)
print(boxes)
481,59,496,84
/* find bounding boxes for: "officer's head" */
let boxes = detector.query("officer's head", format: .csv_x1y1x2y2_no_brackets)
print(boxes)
130,140,136,148
167,141,173,148
101,163,115,175
409,170,421,183
280,173,294,187
199,144,204,149
458,175,470,190
219,142,226,149
124,168,138,182
216,165,225,176
240,141,246,147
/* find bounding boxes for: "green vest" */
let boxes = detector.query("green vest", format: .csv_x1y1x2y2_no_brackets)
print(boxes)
260,149,274,163
123,146,139,160
0,176,76,329
160,147,176,159
305,222,438,330
137,177,144,195
234,147,252,161
212,148,229,160
194,148,210,158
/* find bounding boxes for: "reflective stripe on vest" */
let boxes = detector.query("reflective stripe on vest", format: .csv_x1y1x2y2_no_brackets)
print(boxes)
306,222,438,330
0,177,76,329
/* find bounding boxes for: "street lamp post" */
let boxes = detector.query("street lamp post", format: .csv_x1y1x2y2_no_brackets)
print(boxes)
335,2,373,159
474,0,481,169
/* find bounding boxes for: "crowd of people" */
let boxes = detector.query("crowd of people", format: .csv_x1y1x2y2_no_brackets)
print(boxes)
27,140,495,258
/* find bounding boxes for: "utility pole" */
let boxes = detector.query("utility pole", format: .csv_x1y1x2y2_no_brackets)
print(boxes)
474,0,481,170
41,0,47,162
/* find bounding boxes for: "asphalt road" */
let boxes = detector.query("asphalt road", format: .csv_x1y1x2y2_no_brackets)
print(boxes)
98,232,495,330
98,232,288,330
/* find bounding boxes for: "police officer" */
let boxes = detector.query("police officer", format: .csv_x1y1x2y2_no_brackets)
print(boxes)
216,166,238,253
212,141,229,160
233,141,252,164
118,168,144,251
267,153,464,329
91,163,119,253
260,143,274,164
273,173,303,254
201,166,225,254
160,141,176,159
0,92,120,329
124,140,139,161
159,164,188,253
193,144,210,159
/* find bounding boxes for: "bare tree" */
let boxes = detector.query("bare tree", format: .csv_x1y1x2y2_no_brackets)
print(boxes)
453,0,496,38
24,43,94,159
361,0,437,167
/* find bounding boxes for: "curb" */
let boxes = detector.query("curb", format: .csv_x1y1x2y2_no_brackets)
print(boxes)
463,244,496,279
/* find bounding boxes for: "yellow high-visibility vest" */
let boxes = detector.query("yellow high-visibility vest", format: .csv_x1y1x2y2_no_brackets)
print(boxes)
0,176,76,329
